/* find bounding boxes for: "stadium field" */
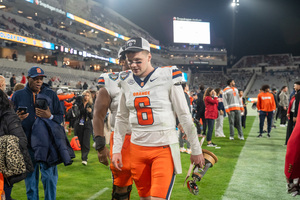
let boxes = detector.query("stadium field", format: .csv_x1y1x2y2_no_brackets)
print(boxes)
11,108,292,199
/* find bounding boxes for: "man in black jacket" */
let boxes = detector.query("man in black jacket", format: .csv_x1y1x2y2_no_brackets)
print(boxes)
196,85,207,136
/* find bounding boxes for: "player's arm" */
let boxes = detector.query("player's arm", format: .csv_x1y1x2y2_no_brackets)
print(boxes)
112,91,130,171
93,87,111,166
257,94,261,113
170,84,205,168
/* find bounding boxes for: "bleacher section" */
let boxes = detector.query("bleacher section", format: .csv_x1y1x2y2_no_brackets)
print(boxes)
0,59,99,89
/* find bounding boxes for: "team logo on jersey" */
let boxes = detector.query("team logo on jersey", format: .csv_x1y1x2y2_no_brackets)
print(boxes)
109,73,119,81
128,79,135,85
150,77,158,82
120,71,130,80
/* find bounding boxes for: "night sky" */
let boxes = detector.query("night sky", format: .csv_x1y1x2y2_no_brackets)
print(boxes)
99,0,300,59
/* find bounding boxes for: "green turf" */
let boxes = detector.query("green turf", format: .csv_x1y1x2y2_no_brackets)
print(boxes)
222,117,296,200
11,116,256,200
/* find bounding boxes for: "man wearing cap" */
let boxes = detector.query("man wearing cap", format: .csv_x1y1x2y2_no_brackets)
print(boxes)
93,46,133,200
112,37,204,200
11,66,63,200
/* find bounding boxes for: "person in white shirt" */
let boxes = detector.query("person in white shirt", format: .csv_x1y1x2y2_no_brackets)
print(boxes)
112,37,204,200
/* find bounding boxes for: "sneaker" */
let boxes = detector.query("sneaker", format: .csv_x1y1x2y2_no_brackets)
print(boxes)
267,134,270,138
280,124,286,127
82,161,87,166
207,143,217,147
257,134,262,138
238,136,245,140
180,147,187,153
186,149,192,154
216,135,226,137
229,137,234,140
92,142,96,148
287,183,299,194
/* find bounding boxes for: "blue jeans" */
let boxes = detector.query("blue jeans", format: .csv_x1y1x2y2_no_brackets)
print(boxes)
4,182,12,200
206,119,215,142
259,111,273,134
25,162,58,200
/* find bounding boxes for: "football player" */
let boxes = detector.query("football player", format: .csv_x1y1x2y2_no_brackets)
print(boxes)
112,37,205,200
93,47,132,200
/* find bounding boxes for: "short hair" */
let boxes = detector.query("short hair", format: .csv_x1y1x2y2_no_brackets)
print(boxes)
261,85,270,92
199,85,205,91
227,79,234,86
238,89,243,93
272,88,277,91
294,81,300,85
215,88,221,95
281,86,287,91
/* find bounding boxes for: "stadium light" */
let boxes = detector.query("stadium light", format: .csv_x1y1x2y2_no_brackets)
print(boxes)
231,0,239,7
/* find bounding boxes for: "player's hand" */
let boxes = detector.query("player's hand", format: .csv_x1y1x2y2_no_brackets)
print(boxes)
293,117,297,122
16,111,29,121
112,153,123,171
87,107,92,113
227,112,230,115
97,146,110,166
36,107,52,118
220,110,224,115
190,154,205,169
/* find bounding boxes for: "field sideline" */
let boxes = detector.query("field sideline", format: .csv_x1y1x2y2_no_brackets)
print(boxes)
11,109,292,199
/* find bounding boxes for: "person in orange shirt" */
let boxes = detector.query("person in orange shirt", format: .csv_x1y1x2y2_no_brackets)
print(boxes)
257,85,276,138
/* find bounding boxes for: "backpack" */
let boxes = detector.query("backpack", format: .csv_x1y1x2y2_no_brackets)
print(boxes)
70,136,81,151
66,104,80,121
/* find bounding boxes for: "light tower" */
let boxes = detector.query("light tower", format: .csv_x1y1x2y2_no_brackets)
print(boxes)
230,0,240,66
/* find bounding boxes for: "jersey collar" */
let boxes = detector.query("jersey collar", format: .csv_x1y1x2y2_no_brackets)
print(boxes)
133,67,157,88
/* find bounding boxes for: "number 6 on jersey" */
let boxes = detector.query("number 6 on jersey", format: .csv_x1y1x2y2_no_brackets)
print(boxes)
134,97,154,125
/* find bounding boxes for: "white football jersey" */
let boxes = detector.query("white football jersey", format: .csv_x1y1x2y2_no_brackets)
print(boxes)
98,72,121,130
118,66,182,132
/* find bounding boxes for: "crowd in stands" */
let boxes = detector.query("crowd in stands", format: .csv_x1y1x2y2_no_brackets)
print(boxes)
234,54,293,68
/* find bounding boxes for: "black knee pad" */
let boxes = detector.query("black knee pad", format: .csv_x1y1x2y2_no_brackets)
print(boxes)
112,185,132,200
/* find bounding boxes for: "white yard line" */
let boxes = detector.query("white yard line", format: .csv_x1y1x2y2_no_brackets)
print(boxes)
86,187,109,200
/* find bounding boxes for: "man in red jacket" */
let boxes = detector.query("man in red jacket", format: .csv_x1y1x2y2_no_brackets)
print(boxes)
256,85,276,138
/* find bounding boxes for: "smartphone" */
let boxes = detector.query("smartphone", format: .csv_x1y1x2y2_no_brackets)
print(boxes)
18,106,27,115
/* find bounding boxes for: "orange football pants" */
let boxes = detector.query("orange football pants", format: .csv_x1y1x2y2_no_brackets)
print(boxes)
130,143,175,199
110,132,133,187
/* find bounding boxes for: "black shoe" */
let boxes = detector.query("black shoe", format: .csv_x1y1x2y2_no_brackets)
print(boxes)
257,134,262,138
267,134,270,138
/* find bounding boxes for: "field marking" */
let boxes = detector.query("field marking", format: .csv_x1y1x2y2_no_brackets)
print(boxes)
87,187,109,200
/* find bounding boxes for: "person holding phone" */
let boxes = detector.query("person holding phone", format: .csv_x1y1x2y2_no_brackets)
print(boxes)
11,66,63,200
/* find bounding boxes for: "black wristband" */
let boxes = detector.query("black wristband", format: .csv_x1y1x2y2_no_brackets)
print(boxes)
95,136,106,150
